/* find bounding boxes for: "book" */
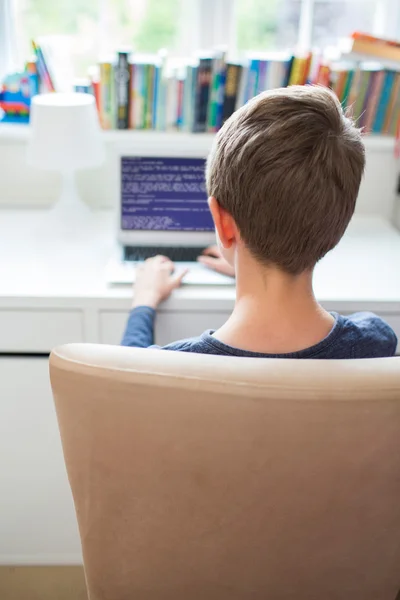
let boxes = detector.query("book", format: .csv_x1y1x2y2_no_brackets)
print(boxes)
283,56,294,87
359,70,379,129
207,50,226,132
363,70,385,132
341,70,355,107
215,61,227,130
257,60,268,94
246,58,260,101
315,63,331,87
128,62,135,128
115,51,130,129
133,62,145,129
31,40,55,92
193,57,212,132
165,70,178,130
144,64,156,129
333,69,348,102
222,63,242,123
288,54,311,86
382,72,400,134
177,75,185,129
236,61,249,109
347,68,362,112
152,65,159,129
155,51,168,131
373,70,396,133
26,59,39,98
388,79,400,135
99,62,114,130
350,32,400,64
353,70,373,122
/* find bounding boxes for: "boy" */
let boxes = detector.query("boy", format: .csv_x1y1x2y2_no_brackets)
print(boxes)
121,85,397,358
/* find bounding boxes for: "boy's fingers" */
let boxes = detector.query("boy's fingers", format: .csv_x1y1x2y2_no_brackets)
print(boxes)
171,268,189,288
201,245,220,258
198,255,219,268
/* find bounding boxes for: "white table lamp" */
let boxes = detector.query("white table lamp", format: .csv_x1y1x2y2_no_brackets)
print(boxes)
27,93,105,229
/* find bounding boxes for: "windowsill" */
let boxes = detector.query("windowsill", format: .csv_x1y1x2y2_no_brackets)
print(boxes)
0,122,396,150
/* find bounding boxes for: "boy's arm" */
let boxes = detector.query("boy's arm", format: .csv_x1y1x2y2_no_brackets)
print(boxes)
121,306,156,347
120,255,187,348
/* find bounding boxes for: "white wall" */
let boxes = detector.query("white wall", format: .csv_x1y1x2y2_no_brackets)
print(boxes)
0,127,398,221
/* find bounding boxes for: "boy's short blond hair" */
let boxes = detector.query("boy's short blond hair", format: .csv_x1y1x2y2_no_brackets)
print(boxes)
206,85,365,274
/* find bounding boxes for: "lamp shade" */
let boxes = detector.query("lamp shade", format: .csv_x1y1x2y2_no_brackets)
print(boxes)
27,93,105,171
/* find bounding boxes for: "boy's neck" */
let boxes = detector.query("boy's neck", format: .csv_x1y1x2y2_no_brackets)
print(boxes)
214,253,335,354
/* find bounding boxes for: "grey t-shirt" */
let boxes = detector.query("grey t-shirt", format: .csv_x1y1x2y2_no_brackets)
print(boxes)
121,306,397,359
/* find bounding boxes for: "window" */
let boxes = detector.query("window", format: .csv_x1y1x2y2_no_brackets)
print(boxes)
4,0,400,83
234,0,400,54
13,0,184,78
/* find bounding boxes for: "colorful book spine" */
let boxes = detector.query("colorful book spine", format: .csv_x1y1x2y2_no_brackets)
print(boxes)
177,76,185,129
363,70,385,132
246,59,259,101
166,72,178,129
257,60,268,94
382,72,400,134
26,59,39,97
389,80,400,135
133,63,144,129
315,64,331,87
353,70,372,122
236,62,248,109
128,63,135,128
222,63,242,123
215,61,227,130
189,66,198,131
144,64,155,129
91,78,101,116
99,62,114,130
115,51,130,129
288,56,309,86
207,51,226,132
193,57,212,132
152,65,159,129
283,56,294,87
155,51,168,131
31,40,55,92
333,70,348,102
359,70,378,128
341,70,354,108
373,71,396,133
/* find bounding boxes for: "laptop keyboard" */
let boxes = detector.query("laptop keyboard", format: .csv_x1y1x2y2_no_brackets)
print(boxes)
123,246,206,263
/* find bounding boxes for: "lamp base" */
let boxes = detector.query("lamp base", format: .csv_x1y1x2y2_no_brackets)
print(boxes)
50,171,92,236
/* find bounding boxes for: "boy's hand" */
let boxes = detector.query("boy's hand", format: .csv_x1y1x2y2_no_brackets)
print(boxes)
132,255,187,309
197,246,235,278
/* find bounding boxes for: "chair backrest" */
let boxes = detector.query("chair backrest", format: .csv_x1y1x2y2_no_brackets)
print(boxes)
50,344,400,600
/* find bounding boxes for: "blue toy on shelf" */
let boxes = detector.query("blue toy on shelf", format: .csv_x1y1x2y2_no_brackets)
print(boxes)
0,62,39,124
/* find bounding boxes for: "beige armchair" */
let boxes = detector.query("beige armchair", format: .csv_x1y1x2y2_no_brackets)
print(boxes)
50,344,400,600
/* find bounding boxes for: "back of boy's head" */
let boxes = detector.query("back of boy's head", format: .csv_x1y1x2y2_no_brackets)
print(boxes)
206,85,365,275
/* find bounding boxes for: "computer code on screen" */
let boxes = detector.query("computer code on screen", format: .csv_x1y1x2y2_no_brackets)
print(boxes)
121,156,214,231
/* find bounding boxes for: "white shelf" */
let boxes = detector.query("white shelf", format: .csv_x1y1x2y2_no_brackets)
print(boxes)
0,122,396,151
341,52,400,71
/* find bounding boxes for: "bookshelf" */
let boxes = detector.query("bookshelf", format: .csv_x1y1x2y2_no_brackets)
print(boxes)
0,123,396,152
0,123,395,151
341,52,400,72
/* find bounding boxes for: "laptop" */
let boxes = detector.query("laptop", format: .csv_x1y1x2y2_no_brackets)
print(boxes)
106,151,234,285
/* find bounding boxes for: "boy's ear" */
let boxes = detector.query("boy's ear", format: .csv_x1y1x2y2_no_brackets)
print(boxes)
208,196,236,249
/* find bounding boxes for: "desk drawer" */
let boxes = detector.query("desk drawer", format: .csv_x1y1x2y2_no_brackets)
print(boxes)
0,310,84,353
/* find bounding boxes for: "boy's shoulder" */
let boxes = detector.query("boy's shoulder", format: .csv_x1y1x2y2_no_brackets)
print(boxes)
156,313,397,359
339,312,397,359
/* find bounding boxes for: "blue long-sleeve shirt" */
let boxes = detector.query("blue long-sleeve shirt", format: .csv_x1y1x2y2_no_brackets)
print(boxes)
121,306,397,359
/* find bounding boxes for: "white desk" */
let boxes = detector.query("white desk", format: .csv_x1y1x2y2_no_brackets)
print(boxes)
1,209,400,565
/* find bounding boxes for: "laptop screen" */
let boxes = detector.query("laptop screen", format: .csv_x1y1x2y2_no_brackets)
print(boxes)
121,156,215,231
